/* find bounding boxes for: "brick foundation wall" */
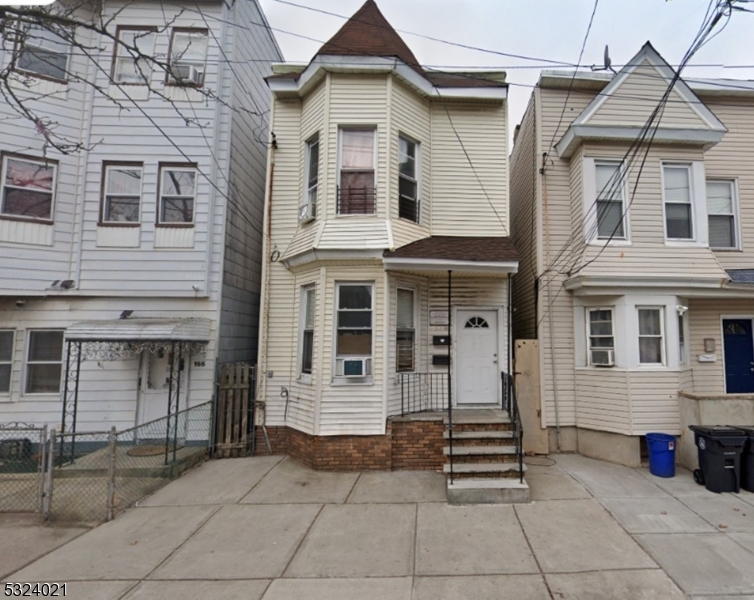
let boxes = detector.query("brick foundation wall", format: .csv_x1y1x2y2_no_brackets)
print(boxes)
253,417,445,471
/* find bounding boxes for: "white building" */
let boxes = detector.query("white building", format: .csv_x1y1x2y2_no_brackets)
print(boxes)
0,0,281,433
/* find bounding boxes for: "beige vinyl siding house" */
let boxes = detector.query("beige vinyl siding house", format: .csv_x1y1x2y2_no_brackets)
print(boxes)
510,42,754,466
257,0,518,469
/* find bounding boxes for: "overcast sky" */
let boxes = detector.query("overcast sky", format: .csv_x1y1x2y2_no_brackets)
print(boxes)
257,0,754,135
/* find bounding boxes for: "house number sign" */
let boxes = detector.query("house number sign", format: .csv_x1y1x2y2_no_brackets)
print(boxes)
430,310,449,326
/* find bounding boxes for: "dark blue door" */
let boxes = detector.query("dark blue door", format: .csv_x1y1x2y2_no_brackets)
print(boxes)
723,319,754,393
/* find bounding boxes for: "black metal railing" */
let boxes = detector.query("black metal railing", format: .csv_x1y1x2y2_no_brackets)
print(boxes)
400,373,449,416
337,186,376,215
502,372,524,483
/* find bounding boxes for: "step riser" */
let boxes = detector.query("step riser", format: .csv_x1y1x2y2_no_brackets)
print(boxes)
448,439,516,447
449,471,524,479
451,423,514,433
450,457,520,465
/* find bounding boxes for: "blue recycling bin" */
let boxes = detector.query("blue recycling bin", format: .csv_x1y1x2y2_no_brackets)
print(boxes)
647,433,676,478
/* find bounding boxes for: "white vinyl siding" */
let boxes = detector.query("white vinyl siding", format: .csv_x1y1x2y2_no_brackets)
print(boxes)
663,164,694,240
638,308,665,365
25,330,64,394
396,288,415,372
706,179,738,249
595,161,625,240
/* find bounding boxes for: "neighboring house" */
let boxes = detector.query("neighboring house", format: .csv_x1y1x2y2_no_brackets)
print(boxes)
0,0,281,432
510,42,754,466
257,0,521,496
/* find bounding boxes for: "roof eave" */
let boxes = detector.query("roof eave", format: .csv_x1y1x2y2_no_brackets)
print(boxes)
383,256,518,274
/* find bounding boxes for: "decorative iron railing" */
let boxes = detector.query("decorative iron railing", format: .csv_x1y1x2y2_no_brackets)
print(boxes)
400,372,449,416
337,185,376,214
502,372,524,484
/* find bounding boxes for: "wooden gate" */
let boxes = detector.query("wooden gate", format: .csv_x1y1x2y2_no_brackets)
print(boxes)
215,363,255,458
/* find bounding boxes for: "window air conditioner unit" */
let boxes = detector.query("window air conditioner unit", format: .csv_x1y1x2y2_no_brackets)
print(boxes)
342,358,367,377
174,64,203,85
298,201,315,224
590,349,615,367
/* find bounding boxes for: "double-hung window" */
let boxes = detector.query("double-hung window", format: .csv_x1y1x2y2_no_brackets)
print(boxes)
335,284,373,377
663,165,694,240
0,331,13,394
25,330,64,394
398,136,419,223
15,24,70,82
101,163,142,224
396,288,415,372
338,129,375,215
707,180,738,249
168,29,208,86
0,154,57,221
595,161,625,240
300,287,315,375
113,27,156,85
587,309,615,366
638,308,664,365
301,136,319,222
158,165,197,225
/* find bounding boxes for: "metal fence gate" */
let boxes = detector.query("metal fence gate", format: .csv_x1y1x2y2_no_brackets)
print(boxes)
0,423,49,515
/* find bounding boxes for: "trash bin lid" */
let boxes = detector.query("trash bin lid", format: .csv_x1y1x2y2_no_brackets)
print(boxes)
731,426,754,437
688,425,747,436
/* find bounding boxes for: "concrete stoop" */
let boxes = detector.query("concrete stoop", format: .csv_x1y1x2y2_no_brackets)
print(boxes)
446,477,531,504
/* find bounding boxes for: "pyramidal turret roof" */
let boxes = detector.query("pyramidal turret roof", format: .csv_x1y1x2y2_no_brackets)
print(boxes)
316,0,424,75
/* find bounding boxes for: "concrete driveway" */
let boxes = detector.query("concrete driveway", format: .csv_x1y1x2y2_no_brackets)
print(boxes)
3,453,754,599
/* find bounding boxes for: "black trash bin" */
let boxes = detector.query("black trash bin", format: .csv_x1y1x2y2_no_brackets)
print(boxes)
733,426,754,493
688,425,747,493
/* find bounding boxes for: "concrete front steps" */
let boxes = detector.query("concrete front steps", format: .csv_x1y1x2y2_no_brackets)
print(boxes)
443,409,530,504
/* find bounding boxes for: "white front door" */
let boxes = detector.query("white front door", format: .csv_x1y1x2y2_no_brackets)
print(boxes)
456,309,499,405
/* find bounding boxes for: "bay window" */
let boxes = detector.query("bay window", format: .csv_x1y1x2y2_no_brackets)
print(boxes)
398,136,419,223
335,284,373,378
396,288,415,372
300,286,315,375
587,309,615,366
638,308,664,365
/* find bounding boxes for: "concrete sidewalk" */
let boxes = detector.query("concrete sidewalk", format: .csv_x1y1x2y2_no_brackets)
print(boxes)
3,453,754,599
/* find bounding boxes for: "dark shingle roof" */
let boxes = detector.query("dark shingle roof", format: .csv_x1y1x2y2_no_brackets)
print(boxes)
316,0,424,75
425,71,506,89
384,236,519,263
727,269,754,284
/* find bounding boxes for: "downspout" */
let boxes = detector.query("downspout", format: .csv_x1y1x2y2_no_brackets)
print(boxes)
542,169,561,450
507,273,512,383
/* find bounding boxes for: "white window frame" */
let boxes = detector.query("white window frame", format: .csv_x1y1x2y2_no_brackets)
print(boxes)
333,282,374,383
706,178,740,251
24,329,64,395
101,163,143,224
662,162,695,242
113,27,156,85
157,165,197,225
396,286,417,372
637,307,666,367
594,160,627,241
15,23,71,82
337,127,377,216
0,154,58,222
303,135,319,219
0,330,14,395
582,157,630,246
586,307,615,366
398,134,420,224
167,28,208,87
299,285,315,380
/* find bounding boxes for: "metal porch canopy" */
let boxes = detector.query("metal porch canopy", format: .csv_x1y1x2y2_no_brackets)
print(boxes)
60,318,211,463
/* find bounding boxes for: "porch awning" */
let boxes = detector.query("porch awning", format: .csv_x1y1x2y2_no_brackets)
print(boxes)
383,236,519,274
65,318,212,342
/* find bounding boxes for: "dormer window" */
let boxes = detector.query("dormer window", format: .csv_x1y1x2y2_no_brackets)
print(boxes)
338,129,375,215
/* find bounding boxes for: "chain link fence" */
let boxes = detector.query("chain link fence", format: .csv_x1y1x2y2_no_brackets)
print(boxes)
0,424,47,513
0,401,212,523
